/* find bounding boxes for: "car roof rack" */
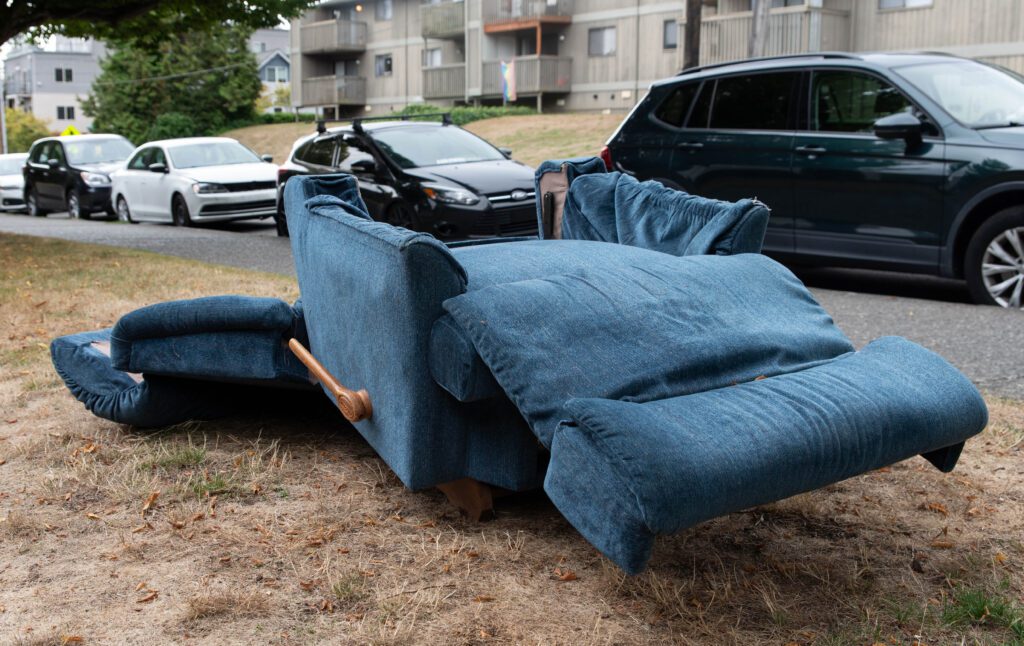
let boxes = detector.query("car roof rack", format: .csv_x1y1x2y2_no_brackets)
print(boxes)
315,112,453,135
677,52,862,76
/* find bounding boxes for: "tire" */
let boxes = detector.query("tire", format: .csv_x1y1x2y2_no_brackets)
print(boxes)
27,187,47,217
274,214,289,237
116,196,135,223
171,194,192,227
383,202,418,230
66,189,88,220
964,205,1024,308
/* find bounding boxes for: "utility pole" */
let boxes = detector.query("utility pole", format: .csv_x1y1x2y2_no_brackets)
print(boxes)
749,0,770,59
683,0,702,70
0,86,7,155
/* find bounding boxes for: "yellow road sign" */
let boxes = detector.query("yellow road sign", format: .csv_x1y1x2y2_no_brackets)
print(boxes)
60,125,81,136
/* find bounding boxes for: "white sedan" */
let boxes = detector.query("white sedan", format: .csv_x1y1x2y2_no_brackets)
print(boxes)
0,153,29,212
110,137,278,226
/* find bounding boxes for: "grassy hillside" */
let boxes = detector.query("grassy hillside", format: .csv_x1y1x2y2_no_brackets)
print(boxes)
222,112,624,169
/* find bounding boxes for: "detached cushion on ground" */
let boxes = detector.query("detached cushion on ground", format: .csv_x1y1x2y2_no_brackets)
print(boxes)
442,253,853,447
109,295,311,386
545,336,988,574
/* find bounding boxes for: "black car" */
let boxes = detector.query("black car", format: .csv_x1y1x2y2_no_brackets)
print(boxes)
24,134,135,219
275,115,537,239
604,52,1024,307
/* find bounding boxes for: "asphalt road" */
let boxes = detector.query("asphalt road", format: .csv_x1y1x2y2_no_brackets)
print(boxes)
2,212,1021,399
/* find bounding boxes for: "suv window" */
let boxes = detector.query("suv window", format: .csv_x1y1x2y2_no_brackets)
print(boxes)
337,137,376,172
49,142,66,165
654,82,700,127
31,142,51,164
298,138,336,166
709,72,797,130
812,70,913,133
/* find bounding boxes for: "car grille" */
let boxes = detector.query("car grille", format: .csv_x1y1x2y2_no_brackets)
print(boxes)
199,199,276,214
486,190,536,208
470,204,538,237
223,181,276,192
2,198,25,207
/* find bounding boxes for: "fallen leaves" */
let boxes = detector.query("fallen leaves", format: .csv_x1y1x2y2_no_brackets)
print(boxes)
921,502,948,516
136,591,158,603
60,636,83,645
553,568,578,582
473,595,495,603
141,491,159,516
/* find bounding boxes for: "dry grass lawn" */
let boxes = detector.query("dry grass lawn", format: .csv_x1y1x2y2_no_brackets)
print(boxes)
224,113,624,170
1,233,1023,645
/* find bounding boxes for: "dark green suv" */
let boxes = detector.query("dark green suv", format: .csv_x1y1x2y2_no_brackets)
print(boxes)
603,52,1024,308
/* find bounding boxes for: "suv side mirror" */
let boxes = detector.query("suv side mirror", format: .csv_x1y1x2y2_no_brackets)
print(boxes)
148,162,168,173
874,112,923,146
47,158,60,169
349,158,378,175
498,147,513,158
261,154,274,163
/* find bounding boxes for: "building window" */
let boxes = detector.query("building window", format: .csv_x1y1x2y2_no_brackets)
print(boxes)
55,67,73,82
376,0,393,20
769,0,804,7
588,27,616,57
422,48,442,68
265,65,289,82
879,0,932,8
663,20,677,50
57,106,75,120
375,54,393,77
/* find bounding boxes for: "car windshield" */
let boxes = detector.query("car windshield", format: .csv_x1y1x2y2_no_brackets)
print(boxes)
169,141,261,169
370,126,505,168
895,60,1024,128
64,138,134,164
0,156,27,174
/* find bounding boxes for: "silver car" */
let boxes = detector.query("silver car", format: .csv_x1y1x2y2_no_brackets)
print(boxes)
0,153,29,212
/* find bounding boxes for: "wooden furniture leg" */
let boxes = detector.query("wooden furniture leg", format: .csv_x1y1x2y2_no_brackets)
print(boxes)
437,478,495,522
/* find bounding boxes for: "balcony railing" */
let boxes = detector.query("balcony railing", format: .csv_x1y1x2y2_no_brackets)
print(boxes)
421,2,466,39
423,64,466,99
482,0,573,25
3,80,31,96
697,6,850,66
481,56,571,96
302,75,367,106
299,19,368,54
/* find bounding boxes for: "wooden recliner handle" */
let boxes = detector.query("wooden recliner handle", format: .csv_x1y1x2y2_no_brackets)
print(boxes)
288,338,372,422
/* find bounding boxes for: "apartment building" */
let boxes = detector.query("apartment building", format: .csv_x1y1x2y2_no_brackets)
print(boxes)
291,0,1024,116
2,37,106,132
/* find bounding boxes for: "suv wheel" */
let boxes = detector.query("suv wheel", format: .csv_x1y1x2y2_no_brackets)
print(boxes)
274,213,289,237
965,205,1024,308
171,195,192,227
27,187,47,217
66,189,88,220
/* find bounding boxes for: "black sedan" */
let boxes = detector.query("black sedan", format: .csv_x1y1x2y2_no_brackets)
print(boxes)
275,115,537,239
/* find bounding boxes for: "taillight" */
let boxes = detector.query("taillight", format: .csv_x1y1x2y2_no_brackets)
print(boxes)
277,167,290,185
599,145,613,171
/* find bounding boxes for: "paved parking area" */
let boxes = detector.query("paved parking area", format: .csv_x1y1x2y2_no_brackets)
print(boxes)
2,212,1021,399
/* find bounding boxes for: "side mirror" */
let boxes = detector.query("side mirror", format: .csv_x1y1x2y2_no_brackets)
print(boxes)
148,162,168,173
261,154,274,163
47,158,60,169
349,158,378,175
874,112,923,145
498,147,513,158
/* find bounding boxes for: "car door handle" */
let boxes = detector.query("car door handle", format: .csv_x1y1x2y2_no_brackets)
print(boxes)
794,145,827,154
676,141,704,150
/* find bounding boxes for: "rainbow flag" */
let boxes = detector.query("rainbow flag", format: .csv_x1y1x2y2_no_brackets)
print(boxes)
500,60,517,102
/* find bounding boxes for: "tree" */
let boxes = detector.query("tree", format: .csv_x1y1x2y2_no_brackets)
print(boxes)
0,0,312,49
4,108,52,152
81,26,263,144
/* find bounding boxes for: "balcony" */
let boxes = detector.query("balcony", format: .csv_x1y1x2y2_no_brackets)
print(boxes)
481,56,571,96
301,75,367,106
696,6,850,66
299,19,368,55
482,0,572,30
421,2,465,39
3,80,31,96
423,64,466,100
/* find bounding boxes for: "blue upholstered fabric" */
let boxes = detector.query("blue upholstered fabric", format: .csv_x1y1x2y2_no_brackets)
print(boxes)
428,314,501,402
109,296,311,386
545,337,988,574
442,253,854,447
284,173,543,492
51,330,247,427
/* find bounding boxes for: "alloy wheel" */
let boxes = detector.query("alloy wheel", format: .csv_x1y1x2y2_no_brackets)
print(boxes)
67,192,80,219
117,197,132,223
981,226,1024,308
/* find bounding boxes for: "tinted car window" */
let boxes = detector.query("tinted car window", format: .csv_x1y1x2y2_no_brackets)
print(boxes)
32,142,51,164
337,138,376,172
64,138,133,164
654,82,699,127
300,139,336,166
812,70,912,132
128,148,149,170
49,142,66,164
710,72,797,130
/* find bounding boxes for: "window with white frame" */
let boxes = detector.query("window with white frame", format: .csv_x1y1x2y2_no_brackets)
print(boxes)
588,27,616,57
375,54,393,77
57,105,75,120
663,20,677,50
265,65,289,82
879,0,932,8
422,48,442,68
376,0,393,20
54,67,73,82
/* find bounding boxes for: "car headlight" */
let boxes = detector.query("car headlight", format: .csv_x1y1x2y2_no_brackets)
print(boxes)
80,171,111,187
422,183,479,206
192,182,229,194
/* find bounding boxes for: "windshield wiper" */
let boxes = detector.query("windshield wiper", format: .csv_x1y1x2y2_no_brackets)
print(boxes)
975,121,1024,130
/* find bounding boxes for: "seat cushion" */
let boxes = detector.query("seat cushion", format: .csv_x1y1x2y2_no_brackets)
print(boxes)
51,330,247,427
442,252,854,447
545,336,988,574
109,296,311,386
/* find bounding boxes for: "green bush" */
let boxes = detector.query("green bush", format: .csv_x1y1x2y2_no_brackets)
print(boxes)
144,112,199,141
388,103,535,126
